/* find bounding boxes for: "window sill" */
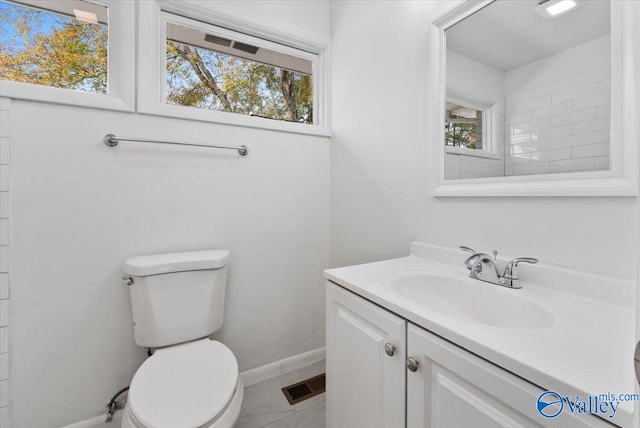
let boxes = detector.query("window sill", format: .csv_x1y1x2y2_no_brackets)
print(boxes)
445,145,500,160
138,101,331,138
0,82,331,138
0,80,134,112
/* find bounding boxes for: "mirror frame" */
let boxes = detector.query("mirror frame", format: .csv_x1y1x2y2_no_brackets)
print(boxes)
428,0,640,197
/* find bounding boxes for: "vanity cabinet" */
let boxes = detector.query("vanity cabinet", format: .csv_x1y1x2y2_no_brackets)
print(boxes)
326,281,614,428
326,280,406,428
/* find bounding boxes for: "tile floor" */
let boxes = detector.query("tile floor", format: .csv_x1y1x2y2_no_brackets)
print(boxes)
96,361,326,428
235,361,325,428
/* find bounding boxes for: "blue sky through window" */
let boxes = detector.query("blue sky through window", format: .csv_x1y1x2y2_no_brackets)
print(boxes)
1,1,72,54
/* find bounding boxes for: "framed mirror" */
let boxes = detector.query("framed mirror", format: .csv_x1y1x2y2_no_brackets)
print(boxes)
428,0,640,197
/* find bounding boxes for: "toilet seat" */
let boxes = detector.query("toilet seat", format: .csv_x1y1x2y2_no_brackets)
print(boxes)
128,339,239,428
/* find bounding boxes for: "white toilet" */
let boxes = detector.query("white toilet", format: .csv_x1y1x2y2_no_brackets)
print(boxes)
120,249,243,428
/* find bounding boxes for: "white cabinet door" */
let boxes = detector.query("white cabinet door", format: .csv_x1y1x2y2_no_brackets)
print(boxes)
326,281,406,428
406,324,612,428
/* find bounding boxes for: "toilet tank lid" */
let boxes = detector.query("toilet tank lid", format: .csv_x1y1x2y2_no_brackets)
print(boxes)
124,249,230,276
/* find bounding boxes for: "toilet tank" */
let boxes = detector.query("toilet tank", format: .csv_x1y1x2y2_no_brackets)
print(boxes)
123,250,230,348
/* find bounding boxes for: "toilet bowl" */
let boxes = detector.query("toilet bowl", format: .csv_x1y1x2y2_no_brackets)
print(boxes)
121,339,243,428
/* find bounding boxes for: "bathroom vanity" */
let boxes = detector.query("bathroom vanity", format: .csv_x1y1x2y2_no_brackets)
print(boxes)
325,243,635,428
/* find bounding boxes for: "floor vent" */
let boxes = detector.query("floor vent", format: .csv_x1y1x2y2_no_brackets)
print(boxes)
281,373,326,405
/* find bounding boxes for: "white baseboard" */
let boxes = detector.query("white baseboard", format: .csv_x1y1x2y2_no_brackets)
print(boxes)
61,347,326,427
60,411,122,428
240,347,326,387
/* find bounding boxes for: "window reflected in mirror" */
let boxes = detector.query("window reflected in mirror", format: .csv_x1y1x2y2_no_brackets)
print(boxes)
444,0,611,180
445,103,483,150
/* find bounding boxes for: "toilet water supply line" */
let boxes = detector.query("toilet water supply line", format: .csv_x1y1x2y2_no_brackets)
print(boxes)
105,386,129,423
105,348,153,423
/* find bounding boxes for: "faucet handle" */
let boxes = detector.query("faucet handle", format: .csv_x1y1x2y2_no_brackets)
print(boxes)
459,246,477,254
510,257,538,265
460,246,480,271
503,257,538,278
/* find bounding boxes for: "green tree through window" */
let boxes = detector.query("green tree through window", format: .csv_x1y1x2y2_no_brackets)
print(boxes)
0,0,107,94
166,40,313,124
445,108,482,150
0,1,315,124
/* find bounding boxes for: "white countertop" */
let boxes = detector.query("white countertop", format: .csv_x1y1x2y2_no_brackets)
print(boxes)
324,243,636,427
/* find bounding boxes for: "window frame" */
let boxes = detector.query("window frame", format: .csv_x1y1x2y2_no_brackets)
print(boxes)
0,0,135,111
138,0,330,137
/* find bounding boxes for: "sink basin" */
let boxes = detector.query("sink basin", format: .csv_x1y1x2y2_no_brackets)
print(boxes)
388,274,555,330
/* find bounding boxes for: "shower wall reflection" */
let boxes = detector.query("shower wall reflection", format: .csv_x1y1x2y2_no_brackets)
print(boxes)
444,0,611,180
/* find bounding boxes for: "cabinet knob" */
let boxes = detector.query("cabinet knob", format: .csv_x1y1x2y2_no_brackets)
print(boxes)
407,357,419,372
384,343,395,356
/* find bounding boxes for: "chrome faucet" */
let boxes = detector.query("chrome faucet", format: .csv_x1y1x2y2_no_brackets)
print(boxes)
459,246,538,289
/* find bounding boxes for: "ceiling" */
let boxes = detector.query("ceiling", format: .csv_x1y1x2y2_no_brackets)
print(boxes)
446,0,610,71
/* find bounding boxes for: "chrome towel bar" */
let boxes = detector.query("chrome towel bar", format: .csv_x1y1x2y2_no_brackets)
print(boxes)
103,134,249,156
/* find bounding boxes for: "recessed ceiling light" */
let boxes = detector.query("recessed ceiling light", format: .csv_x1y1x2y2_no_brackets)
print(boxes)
73,9,98,24
534,0,579,20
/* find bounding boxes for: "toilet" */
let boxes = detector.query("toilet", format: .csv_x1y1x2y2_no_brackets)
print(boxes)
120,250,243,428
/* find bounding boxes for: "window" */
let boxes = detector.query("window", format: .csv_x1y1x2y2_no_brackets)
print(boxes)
136,2,327,135
0,0,134,111
164,19,314,124
443,90,500,160
0,0,108,94
445,102,483,150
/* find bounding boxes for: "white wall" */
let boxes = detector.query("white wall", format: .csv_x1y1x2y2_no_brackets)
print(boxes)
0,98,11,428
504,36,611,176
330,1,636,280
11,105,330,428
445,49,504,179
9,2,330,427
184,0,330,44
